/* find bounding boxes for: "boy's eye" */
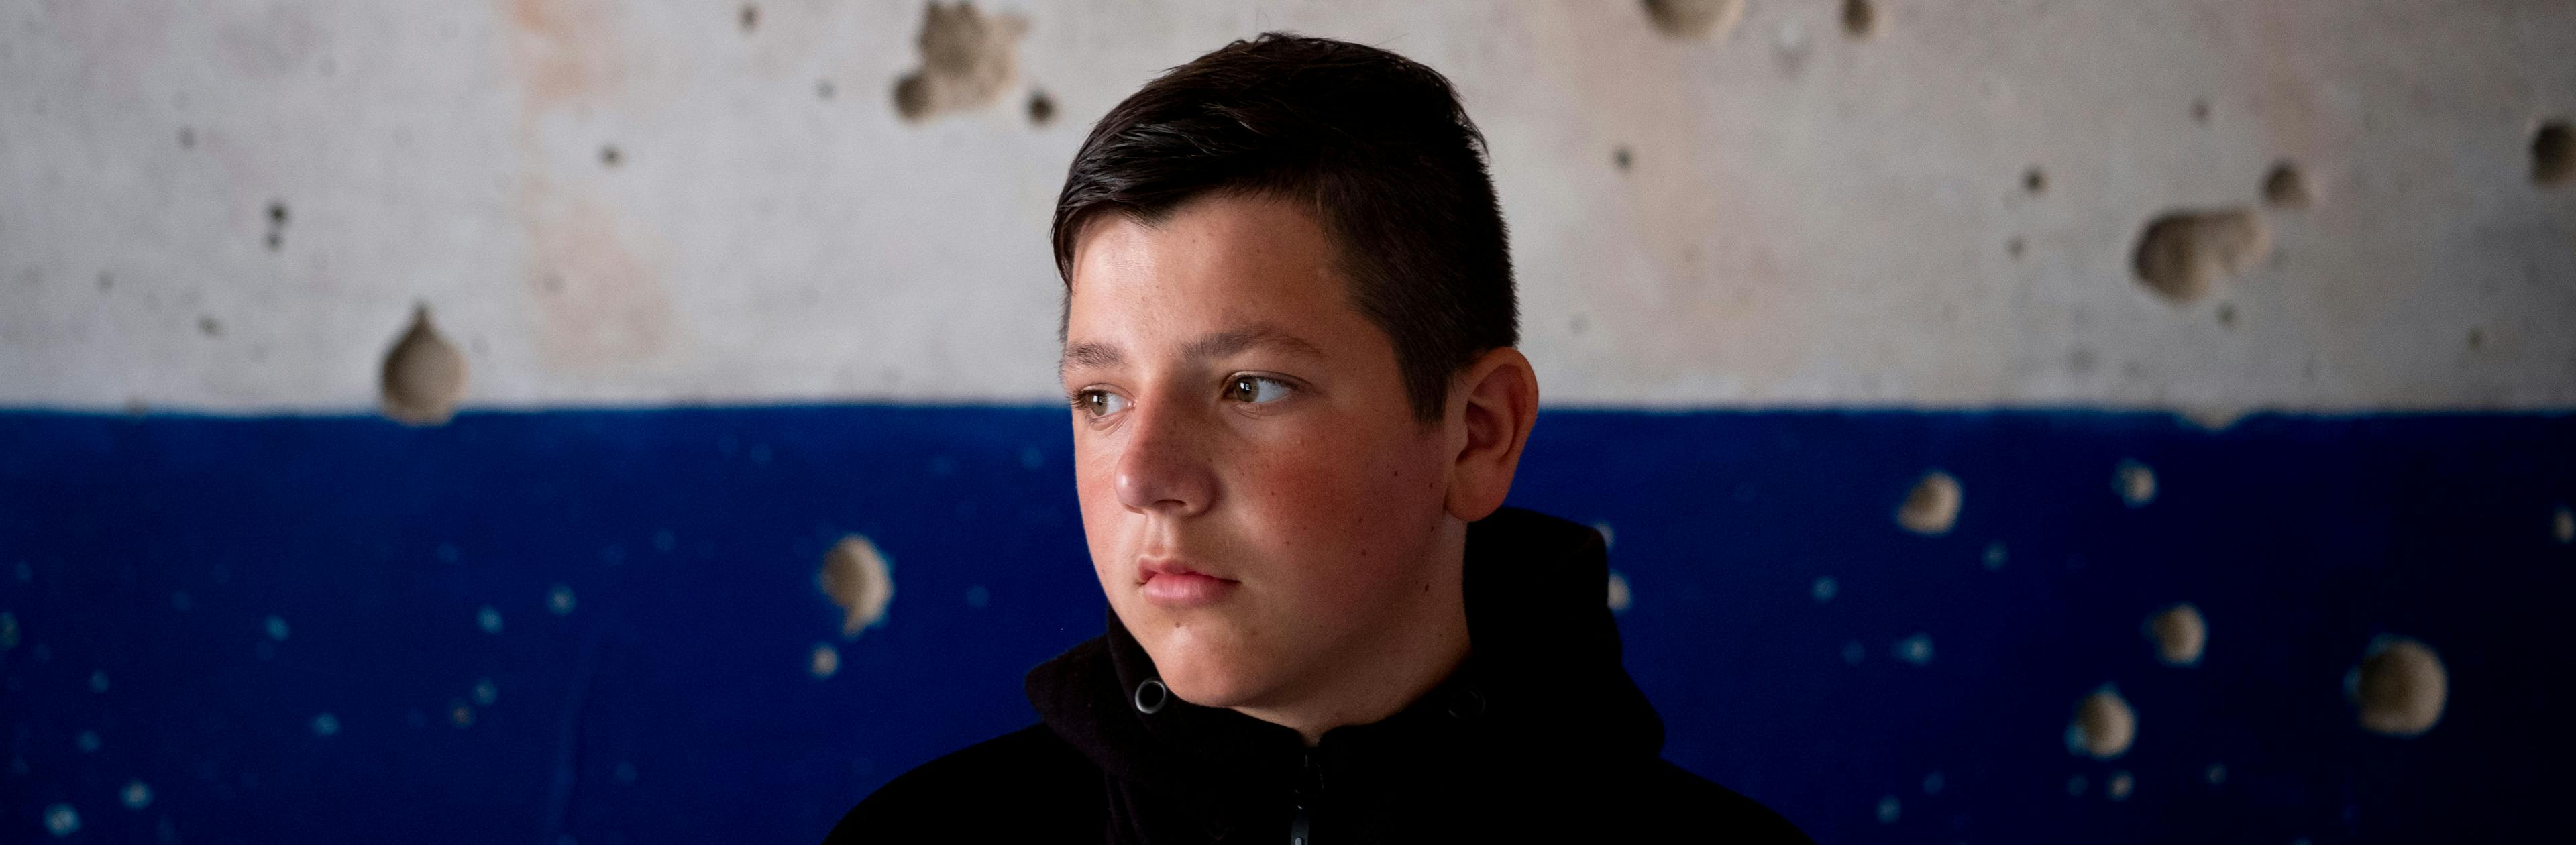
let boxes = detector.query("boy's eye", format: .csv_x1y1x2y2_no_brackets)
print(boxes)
1224,376,1294,405
1077,390,1131,418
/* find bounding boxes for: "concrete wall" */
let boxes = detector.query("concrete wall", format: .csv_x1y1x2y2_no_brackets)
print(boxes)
5,0,2572,414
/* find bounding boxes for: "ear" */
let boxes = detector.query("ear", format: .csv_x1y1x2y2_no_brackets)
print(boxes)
1443,347,1541,522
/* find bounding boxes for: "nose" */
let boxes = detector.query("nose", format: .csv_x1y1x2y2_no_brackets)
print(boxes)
1114,398,1216,517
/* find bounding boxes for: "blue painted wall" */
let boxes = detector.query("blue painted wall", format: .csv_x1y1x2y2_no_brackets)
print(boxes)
3,408,2569,842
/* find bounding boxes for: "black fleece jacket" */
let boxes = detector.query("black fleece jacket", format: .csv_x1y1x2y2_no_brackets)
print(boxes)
824,508,1811,843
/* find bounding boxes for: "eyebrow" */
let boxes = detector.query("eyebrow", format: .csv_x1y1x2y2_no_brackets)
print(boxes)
1059,323,1326,380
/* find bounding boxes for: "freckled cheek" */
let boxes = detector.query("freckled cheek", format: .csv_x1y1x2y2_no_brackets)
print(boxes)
1070,433,1132,572
1230,433,1432,592
1072,441,1118,514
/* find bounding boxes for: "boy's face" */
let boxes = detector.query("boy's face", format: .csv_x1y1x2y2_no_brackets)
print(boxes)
1061,193,1460,712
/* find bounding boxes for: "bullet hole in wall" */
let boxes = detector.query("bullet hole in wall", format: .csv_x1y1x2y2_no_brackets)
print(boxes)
600,144,621,168
2068,687,2136,759
2465,327,2484,351
2023,166,2046,196
739,3,758,33
1841,0,1876,38
1893,633,1935,665
2263,160,2310,209
2352,636,2446,737
264,201,288,250
1896,470,1962,536
1642,0,1745,40
810,642,841,678
892,2,1030,122
1613,146,1633,172
2190,98,2210,124
2216,302,2236,328
380,304,468,426
2006,236,2025,259
44,805,76,836
2113,460,2156,507
818,78,836,100
2131,207,2269,305
820,534,895,638
2534,120,2571,186
1027,89,1054,125
198,315,221,337
2147,602,2205,666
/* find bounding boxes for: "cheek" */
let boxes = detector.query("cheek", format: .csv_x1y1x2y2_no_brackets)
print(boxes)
1234,422,1447,590
1071,430,1128,569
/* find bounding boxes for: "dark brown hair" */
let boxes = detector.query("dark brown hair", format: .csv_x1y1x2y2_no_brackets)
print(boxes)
1051,33,1517,423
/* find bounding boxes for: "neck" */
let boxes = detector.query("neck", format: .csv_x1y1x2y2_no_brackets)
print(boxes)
1231,518,1474,746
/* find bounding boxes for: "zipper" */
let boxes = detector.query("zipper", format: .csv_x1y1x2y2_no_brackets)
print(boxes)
1290,748,1322,844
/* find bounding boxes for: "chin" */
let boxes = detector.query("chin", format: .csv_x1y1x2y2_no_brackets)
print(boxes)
1140,631,1273,709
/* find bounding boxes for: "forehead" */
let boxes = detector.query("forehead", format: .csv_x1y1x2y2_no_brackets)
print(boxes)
1064,193,1356,341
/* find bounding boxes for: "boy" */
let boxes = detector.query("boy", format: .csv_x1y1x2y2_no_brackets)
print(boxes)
828,33,1808,843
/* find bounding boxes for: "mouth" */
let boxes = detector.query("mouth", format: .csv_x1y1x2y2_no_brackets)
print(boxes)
1137,558,1240,607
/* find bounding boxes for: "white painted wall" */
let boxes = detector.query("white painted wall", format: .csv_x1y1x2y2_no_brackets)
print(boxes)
4,1,2571,414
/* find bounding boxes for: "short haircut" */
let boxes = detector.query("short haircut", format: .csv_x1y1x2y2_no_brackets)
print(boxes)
1051,32,1518,423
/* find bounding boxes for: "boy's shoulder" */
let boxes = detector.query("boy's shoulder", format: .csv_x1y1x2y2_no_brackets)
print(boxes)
820,722,1103,843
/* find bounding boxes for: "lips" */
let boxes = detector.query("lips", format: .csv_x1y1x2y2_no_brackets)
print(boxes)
1138,559,1239,607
